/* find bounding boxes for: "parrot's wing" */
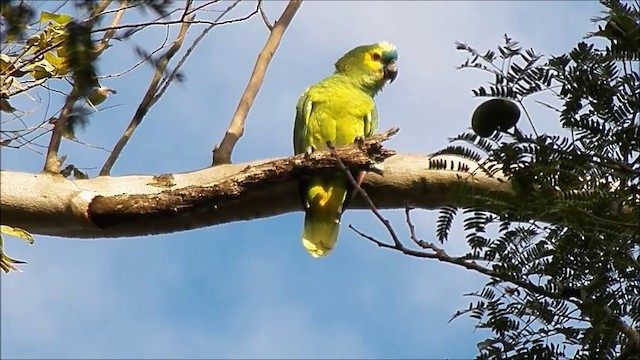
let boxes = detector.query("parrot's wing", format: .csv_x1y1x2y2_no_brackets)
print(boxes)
365,104,378,137
293,88,313,154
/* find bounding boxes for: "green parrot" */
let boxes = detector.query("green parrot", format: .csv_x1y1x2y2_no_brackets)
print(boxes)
293,42,399,257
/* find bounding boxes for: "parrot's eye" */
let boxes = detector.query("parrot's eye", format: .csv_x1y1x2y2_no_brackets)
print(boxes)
372,52,382,61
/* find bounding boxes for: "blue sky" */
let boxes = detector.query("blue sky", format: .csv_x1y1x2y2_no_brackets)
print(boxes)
1,1,604,358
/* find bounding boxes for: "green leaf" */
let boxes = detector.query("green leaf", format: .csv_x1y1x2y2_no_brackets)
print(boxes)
39,11,72,25
25,59,55,80
0,53,11,71
44,51,68,75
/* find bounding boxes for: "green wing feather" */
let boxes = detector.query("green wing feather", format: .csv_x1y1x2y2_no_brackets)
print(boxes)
365,105,378,137
293,89,312,154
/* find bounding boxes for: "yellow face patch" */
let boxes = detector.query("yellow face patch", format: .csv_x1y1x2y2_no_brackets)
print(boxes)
362,42,397,80
363,50,384,80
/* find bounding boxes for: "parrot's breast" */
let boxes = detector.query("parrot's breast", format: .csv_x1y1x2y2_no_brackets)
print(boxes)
305,81,374,149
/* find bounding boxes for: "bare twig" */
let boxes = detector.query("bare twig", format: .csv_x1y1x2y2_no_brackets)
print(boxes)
212,0,303,165
91,11,258,33
258,0,274,30
187,1,220,16
155,0,243,101
353,202,640,353
97,41,170,80
84,0,113,28
99,2,194,176
110,7,182,41
7,78,49,97
95,0,128,55
327,133,403,249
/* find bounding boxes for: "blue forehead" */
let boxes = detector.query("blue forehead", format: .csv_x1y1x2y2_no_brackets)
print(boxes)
383,49,398,62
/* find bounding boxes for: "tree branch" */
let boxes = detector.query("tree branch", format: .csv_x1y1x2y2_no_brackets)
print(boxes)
1,129,518,238
99,2,194,176
41,0,118,174
352,198,640,353
43,88,80,173
90,11,260,32
258,0,274,30
212,0,302,165
95,0,128,55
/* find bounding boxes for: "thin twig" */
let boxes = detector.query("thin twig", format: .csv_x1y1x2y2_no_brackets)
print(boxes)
95,0,128,55
328,141,403,249
85,0,113,28
212,0,303,165
7,78,48,97
187,1,221,16
258,0,273,30
97,41,170,80
91,11,258,33
111,8,183,41
359,201,640,351
155,0,243,101
99,2,194,176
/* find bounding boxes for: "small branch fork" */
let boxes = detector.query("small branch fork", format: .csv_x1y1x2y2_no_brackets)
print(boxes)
212,0,303,165
328,141,640,354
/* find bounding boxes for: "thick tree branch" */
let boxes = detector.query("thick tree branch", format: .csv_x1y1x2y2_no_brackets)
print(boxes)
1,129,517,238
212,0,302,165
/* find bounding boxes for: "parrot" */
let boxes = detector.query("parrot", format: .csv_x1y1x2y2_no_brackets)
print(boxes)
293,42,399,258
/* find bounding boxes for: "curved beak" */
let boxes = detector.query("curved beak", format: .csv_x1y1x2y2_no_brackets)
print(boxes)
384,60,398,83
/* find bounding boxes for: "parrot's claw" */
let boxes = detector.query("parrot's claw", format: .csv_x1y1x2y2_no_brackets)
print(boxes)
304,145,317,159
353,136,366,148
355,170,367,188
370,163,385,175
1,251,26,273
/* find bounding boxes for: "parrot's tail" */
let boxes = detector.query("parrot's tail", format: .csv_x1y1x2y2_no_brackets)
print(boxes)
301,179,347,258
302,215,340,258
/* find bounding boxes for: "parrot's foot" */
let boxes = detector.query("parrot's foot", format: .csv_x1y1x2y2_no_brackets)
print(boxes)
1,251,27,273
304,145,317,159
356,170,367,188
353,136,366,148
370,162,385,175
348,170,368,202
0,225,34,273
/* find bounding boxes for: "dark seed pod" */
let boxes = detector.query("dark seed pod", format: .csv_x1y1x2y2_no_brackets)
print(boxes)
471,98,521,137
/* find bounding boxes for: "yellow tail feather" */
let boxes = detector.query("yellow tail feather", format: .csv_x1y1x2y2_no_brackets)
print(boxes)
301,178,347,257
302,215,340,258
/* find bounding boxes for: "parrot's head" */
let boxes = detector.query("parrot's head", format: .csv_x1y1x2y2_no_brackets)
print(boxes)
335,42,398,95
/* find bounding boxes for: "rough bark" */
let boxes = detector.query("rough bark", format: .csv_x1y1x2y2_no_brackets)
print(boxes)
0,131,512,238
